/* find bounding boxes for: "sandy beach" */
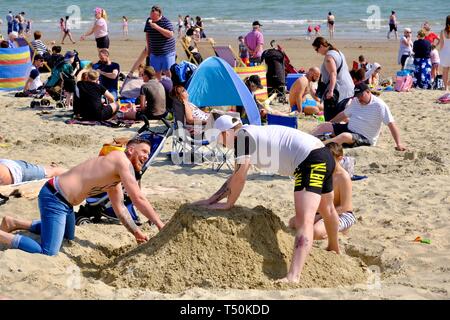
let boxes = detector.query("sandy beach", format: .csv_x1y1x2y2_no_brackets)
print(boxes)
0,35,449,300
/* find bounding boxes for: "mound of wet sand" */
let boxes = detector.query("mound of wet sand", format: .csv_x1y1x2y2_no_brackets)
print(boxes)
102,204,367,293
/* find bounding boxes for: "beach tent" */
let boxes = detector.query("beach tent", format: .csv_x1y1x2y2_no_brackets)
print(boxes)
187,57,261,125
0,46,32,91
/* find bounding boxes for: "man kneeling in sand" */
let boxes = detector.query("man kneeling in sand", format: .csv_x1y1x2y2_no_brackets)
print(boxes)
193,115,340,283
289,67,323,115
0,138,164,256
0,159,66,185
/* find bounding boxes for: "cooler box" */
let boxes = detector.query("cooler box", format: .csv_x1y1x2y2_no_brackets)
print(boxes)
286,73,305,91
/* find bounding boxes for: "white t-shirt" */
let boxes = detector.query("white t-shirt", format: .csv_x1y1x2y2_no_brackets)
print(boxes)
344,95,394,145
94,18,108,38
235,125,323,176
0,159,22,184
26,65,43,91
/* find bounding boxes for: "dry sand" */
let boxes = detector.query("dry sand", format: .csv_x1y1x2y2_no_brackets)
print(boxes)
0,36,449,300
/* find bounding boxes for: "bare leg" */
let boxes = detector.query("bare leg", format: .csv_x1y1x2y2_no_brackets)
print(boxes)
0,230,14,247
311,122,334,136
303,106,321,116
443,67,449,91
316,192,340,252
313,219,328,240
61,33,67,44
1,216,32,233
323,132,354,146
280,190,321,283
68,32,76,44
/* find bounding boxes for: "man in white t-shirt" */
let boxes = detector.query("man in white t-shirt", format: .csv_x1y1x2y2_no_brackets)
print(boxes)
312,83,406,151
193,115,340,283
23,54,44,93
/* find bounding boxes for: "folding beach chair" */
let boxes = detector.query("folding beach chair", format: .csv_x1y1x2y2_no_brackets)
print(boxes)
213,45,246,68
266,113,298,129
178,38,200,65
171,99,233,171
193,39,217,61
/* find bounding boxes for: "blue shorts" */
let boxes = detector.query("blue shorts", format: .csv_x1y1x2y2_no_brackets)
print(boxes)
14,160,46,182
150,52,176,73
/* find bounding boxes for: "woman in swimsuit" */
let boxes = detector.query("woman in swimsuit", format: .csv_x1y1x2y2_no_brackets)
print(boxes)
327,12,335,39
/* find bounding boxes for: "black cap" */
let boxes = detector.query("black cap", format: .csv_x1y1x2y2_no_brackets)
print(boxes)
252,21,262,27
248,75,263,89
353,82,369,97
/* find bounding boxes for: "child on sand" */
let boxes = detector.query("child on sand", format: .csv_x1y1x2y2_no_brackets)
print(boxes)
289,142,356,239
238,36,250,66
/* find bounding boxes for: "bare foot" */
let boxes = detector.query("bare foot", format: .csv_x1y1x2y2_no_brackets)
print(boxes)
0,216,16,233
326,246,341,254
276,276,299,284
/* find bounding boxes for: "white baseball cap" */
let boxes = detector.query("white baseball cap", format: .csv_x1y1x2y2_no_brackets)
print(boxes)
205,115,241,142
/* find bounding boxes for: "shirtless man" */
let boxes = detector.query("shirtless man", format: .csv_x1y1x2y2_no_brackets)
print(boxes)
0,138,164,256
0,159,65,185
289,67,323,115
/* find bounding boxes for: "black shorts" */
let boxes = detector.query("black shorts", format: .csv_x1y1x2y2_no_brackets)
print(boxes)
389,24,397,32
294,147,335,195
95,35,110,49
332,123,371,148
96,104,114,121
328,21,334,26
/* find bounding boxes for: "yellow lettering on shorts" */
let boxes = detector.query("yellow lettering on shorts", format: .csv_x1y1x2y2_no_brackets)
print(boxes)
294,171,302,187
309,163,326,188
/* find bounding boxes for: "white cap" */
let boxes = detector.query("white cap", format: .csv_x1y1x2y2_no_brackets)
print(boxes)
205,115,241,143
404,27,412,33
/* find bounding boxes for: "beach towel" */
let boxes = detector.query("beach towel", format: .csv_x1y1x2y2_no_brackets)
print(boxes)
437,93,450,104
65,119,137,128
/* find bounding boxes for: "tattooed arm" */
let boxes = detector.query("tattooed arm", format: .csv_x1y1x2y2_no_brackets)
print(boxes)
193,158,252,210
108,184,148,243
119,161,164,230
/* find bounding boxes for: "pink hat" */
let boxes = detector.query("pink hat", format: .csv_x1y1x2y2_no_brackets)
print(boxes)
94,7,102,15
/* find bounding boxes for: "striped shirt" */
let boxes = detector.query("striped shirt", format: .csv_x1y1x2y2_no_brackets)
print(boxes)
344,95,394,146
31,40,47,55
144,16,176,56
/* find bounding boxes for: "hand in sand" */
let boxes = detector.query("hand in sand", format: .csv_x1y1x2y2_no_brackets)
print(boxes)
395,144,406,151
134,229,149,244
206,203,231,210
192,199,212,207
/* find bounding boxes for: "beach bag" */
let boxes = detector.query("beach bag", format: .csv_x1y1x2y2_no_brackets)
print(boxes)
404,56,415,72
394,70,413,92
432,75,444,90
437,93,450,104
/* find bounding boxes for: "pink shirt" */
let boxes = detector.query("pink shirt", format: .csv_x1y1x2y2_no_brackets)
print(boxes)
94,18,108,38
430,49,440,64
244,30,264,58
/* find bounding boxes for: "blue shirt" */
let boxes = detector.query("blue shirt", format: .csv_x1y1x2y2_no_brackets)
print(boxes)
93,61,120,93
144,16,176,56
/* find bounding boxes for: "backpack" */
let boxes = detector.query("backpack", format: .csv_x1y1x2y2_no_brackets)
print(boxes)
170,61,197,86
432,75,444,90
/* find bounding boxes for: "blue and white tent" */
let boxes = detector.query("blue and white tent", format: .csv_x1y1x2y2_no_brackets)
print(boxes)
187,57,261,125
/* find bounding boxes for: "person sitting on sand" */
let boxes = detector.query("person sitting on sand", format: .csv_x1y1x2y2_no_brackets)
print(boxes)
193,115,340,283
0,138,165,256
289,67,323,115
120,66,167,121
312,82,406,151
364,62,382,87
350,68,366,85
288,142,355,239
0,159,65,185
93,49,120,100
23,54,44,94
75,70,119,121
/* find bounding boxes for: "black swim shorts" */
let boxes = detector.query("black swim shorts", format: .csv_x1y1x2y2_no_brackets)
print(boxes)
293,147,335,195
332,123,371,148
95,35,110,49
389,24,397,32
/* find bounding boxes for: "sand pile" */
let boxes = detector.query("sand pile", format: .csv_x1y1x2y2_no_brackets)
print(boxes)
102,204,367,293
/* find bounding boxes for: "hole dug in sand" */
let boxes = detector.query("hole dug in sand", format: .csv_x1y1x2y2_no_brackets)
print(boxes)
101,204,367,293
